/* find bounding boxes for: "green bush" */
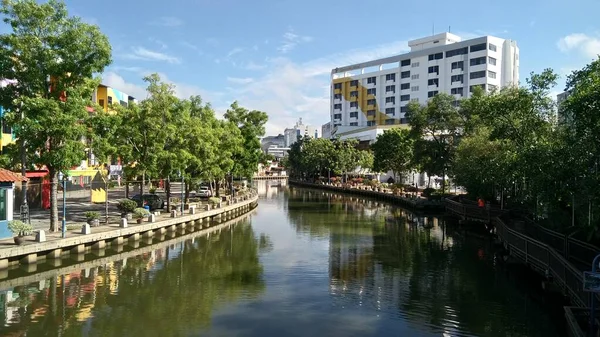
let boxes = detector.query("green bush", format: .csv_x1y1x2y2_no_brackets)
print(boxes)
422,188,436,197
8,220,33,236
118,199,137,213
133,207,150,219
208,197,221,205
85,211,100,220
149,187,157,194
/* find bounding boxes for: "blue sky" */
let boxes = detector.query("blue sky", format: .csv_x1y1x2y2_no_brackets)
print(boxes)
7,0,600,135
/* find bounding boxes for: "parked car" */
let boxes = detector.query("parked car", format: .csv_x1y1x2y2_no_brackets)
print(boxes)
129,194,164,210
197,186,212,198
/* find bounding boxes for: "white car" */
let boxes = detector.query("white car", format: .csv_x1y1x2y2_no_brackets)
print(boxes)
197,186,212,198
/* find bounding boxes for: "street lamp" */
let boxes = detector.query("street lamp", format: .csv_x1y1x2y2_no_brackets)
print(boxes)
58,172,68,238
178,170,184,214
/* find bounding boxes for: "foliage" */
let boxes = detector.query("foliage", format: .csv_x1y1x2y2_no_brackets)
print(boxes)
118,199,137,214
133,207,150,219
0,0,112,231
7,220,33,236
371,128,414,180
208,197,221,205
85,211,100,220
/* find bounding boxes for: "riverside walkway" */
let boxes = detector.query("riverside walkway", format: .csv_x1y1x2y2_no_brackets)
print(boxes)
0,192,259,270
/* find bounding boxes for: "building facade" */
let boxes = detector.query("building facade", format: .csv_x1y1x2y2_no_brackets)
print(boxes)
283,118,319,147
261,134,285,153
330,32,519,128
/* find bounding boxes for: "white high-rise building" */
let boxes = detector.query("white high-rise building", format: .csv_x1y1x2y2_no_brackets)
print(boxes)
283,118,319,147
330,32,519,128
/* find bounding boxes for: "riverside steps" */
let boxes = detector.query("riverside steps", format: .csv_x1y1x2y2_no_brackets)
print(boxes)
0,192,259,269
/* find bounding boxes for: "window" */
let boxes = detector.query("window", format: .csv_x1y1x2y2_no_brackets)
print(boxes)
385,97,395,104
367,77,376,84
400,59,410,66
367,110,376,116
452,100,460,107
488,84,498,91
334,83,342,90
470,71,486,79
401,71,410,79
411,86,419,92
401,83,410,90
333,113,342,119
333,93,341,100
350,90,358,97
411,98,419,102
446,47,468,58
107,96,113,105
386,73,396,81
451,61,464,70
433,40,439,44
120,100,128,107
385,119,395,125
470,43,487,52
334,123,341,127
428,65,439,74
428,91,438,98
400,95,410,101
428,78,439,87
451,74,464,83
334,103,342,109
428,52,443,61
400,106,408,113
451,87,464,96
367,88,376,95
411,74,419,80
0,189,6,221
386,107,395,115
489,43,497,52
400,118,409,124
350,111,358,118
488,71,496,79
470,84,486,92
350,102,358,108
350,122,358,126
367,121,376,126
386,85,396,93
411,62,419,67
1,119,10,134
99,99,105,107
367,99,376,105
470,57,486,66
488,57,497,66
350,80,358,87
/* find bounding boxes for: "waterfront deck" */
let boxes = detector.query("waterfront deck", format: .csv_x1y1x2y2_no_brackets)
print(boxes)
0,193,259,269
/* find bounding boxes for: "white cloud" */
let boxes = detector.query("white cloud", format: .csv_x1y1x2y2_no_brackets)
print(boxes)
102,72,148,100
243,61,267,71
123,47,181,64
180,41,202,53
227,47,243,57
227,77,254,84
557,33,600,59
151,16,183,27
229,40,410,135
148,37,168,50
277,28,313,53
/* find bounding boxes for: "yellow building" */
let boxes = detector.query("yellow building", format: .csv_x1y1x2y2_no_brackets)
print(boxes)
92,84,137,114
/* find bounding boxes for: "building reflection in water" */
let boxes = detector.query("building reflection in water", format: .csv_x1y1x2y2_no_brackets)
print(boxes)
255,179,287,199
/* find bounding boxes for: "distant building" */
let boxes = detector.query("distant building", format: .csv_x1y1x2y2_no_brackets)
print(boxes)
266,145,291,159
261,134,285,153
284,118,319,147
557,90,572,124
322,122,332,139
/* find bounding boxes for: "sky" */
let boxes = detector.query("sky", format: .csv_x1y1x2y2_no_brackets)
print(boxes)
5,0,600,136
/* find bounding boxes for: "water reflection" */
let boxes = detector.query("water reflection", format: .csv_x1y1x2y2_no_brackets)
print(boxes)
0,184,562,337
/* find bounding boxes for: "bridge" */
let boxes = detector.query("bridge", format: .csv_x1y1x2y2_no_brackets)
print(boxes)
444,197,600,337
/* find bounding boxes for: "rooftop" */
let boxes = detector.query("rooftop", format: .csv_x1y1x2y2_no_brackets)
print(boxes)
0,169,28,183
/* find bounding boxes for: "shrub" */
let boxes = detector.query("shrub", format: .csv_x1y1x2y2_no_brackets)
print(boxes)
149,187,157,194
118,199,137,213
387,177,395,184
208,197,221,205
422,188,436,197
85,211,100,220
133,207,150,219
8,220,33,236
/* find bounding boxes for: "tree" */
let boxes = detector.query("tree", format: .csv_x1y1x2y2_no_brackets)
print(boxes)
371,128,414,182
0,0,111,231
407,93,466,191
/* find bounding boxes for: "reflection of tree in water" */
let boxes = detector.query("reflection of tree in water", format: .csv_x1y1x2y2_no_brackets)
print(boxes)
258,233,274,253
0,221,265,337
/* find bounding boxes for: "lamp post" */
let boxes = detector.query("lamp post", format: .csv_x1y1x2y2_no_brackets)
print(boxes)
58,172,68,238
179,170,184,214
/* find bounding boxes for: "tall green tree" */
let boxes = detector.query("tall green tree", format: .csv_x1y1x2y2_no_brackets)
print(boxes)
0,0,111,231
371,128,414,182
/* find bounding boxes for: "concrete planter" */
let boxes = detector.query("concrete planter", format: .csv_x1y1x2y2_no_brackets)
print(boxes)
87,219,100,227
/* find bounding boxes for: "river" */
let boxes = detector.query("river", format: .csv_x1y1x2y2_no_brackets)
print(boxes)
0,181,564,336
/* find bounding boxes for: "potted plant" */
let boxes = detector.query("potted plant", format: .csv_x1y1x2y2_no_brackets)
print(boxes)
85,211,100,227
208,197,221,208
8,220,33,245
133,208,150,224
118,199,137,220
149,187,157,194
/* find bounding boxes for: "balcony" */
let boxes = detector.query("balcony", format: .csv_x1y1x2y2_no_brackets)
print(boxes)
451,67,464,74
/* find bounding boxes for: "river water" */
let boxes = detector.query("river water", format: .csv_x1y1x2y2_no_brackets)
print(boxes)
0,181,564,336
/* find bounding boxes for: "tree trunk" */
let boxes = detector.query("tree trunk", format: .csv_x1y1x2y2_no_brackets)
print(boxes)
184,182,190,204
166,177,171,211
140,172,145,196
427,175,431,188
216,180,220,197
105,179,109,225
49,168,59,232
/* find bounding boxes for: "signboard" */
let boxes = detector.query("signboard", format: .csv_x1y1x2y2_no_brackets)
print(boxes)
583,272,600,292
